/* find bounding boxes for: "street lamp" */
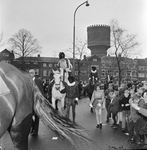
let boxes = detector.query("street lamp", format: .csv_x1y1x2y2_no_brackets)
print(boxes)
72,1,89,76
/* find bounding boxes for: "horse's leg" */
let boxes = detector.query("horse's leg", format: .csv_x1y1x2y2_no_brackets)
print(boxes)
57,97,65,115
0,94,16,138
57,100,62,115
55,99,58,111
89,93,93,113
66,104,70,119
72,104,76,124
8,114,32,150
60,97,65,114
51,97,56,109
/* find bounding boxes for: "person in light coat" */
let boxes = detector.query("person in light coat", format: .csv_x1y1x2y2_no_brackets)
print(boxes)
90,84,105,128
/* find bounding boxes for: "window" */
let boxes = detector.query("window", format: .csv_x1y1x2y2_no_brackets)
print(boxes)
114,71,118,76
81,71,86,76
1,60,10,63
43,70,47,76
25,60,30,64
138,66,145,71
35,69,39,75
49,63,52,67
33,61,38,64
101,70,105,76
3,53,9,57
132,71,137,77
43,63,47,67
138,73,145,78
75,71,78,76
93,59,97,62
101,63,105,68
132,65,136,69
43,70,49,76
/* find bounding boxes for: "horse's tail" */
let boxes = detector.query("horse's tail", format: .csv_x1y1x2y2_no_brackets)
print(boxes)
33,85,93,150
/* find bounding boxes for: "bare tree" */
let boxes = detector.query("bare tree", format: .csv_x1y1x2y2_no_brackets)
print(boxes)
9,29,41,58
66,38,90,81
9,29,41,70
109,19,139,85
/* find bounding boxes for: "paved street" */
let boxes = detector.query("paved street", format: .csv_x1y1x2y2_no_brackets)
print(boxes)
1,97,147,150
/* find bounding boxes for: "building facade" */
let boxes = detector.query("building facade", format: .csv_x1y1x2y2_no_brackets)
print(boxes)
0,49,147,83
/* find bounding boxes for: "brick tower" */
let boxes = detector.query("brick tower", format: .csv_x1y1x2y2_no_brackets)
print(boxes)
87,25,110,58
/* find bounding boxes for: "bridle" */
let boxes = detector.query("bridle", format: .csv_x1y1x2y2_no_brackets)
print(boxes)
54,73,62,90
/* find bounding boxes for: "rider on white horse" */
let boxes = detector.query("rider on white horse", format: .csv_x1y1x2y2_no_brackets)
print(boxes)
57,52,72,83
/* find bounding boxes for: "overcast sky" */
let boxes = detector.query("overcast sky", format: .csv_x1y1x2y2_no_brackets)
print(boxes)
0,0,147,58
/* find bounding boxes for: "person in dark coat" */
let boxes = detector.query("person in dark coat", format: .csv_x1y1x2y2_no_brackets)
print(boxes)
89,66,99,84
104,83,114,122
128,93,145,144
60,76,79,124
29,69,44,136
119,89,130,132
109,90,120,129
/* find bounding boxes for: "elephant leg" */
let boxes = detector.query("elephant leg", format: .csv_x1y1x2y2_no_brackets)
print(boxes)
8,114,32,150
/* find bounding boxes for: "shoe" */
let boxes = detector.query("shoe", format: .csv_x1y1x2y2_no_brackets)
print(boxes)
122,128,125,132
31,132,38,136
125,132,129,136
136,141,141,145
106,119,109,123
128,137,135,143
113,126,117,129
111,124,114,127
99,123,102,128
96,124,99,128
90,108,93,113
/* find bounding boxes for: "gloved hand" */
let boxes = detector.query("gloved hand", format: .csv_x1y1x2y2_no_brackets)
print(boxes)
32,115,35,121
125,104,130,106
66,68,70,72
74,98,78,105
89,103,93,108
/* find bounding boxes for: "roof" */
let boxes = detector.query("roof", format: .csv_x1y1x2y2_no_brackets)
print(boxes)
135,59,147,66
15,56,59,62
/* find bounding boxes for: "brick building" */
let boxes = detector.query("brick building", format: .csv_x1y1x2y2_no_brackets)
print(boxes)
0,49,14,64
0,49,147,83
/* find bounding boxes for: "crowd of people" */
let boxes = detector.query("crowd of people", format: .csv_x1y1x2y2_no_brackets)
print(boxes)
90,80,147,145
29,51,147,147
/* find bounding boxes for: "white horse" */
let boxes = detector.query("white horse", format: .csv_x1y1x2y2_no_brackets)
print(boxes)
52,70,66,115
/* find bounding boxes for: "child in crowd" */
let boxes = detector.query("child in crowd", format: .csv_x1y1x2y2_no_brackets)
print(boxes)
109,90,120,129
119,89,130,132
104,83,114,122
128,93,145,144
90,84,105,128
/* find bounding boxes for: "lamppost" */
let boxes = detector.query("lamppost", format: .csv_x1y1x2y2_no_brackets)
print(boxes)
72,1,89,76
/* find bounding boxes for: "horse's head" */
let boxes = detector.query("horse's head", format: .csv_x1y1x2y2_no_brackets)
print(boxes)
52,69,61,90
